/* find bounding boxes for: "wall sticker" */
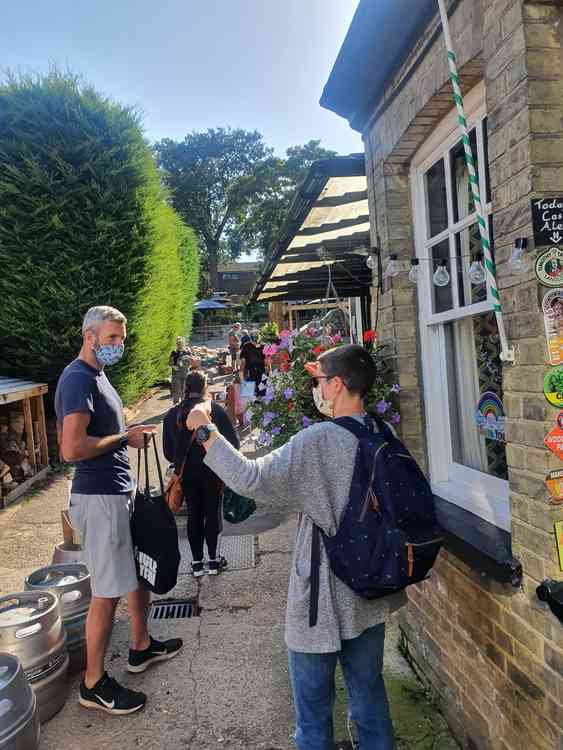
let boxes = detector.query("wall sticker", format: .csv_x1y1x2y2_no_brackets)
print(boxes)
545,470,563,505
544,413,563,461
543,366,563,408
542,289,563,365
535,247,563,288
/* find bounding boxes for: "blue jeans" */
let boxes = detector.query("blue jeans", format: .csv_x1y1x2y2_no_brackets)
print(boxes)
288,623,394,750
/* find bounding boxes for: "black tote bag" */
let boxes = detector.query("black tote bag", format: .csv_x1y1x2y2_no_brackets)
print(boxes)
130,434,180,594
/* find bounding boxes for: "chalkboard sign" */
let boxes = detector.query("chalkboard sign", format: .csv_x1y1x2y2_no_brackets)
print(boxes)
532,197,563,246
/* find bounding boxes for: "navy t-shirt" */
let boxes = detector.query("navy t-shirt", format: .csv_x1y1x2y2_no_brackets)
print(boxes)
54,359,133,495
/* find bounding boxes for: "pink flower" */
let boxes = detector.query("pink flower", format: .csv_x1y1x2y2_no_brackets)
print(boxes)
263,344,279,358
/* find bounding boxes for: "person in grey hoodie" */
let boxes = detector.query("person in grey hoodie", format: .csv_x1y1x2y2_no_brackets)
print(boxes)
186,344,403,750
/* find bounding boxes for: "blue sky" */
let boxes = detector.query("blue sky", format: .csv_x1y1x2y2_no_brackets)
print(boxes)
3,0,362,156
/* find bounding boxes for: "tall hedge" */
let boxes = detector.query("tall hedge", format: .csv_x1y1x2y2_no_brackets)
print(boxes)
0,71,199,405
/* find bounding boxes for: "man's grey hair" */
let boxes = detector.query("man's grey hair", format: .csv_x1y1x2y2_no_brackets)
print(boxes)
82,306,127,336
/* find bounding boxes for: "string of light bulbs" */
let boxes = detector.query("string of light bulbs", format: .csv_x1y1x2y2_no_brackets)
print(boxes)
365,237,529,288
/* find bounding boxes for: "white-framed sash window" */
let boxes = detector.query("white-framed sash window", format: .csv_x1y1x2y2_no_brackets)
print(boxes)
411,83,510,532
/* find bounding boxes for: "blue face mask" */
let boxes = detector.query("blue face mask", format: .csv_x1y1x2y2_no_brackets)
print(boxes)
93,343,124,367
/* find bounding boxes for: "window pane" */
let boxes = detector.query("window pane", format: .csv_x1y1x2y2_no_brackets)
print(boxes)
431,239,453,313
424,158,448,238
450,128,478,223
455,223,487,307
444,313,507,480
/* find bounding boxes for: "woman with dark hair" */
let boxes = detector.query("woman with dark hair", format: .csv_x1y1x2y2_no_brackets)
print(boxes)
239,333,266,395
163,371,239,576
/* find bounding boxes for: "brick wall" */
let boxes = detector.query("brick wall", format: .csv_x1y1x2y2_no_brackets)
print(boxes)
363,1,563,748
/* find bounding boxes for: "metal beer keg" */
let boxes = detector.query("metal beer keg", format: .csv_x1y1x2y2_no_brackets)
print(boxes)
0,592,69,723
0,653,40,750
25,564,90,673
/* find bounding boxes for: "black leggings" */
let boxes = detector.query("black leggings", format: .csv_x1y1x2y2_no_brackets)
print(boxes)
184,475,223,561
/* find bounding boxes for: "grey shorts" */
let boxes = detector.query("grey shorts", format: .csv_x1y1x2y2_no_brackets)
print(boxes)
69,493,139,599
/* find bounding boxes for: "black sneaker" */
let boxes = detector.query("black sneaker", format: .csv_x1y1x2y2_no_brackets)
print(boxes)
192,560,205,577
79,673,146,715
127,636,183,674
208,557,227,575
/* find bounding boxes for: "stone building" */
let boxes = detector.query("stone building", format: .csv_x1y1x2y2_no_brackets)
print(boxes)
321,1,563,748
216,261,261,298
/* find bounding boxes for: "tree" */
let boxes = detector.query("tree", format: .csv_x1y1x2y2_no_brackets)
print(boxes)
242,140,337,259
155,128,273,290
0,70,199,406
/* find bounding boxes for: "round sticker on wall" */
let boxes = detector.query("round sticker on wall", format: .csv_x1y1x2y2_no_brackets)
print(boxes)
535,247,563,287
544,366,563,407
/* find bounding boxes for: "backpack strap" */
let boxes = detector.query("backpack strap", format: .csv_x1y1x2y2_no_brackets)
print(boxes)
332,416,388,444
309,523,321,627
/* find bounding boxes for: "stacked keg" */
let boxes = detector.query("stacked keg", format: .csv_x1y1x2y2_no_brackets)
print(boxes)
0,592,69,723
25,564,90,673
0,653,40,750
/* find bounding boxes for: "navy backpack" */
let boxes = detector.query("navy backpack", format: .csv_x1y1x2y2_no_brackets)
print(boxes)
309,415,443,626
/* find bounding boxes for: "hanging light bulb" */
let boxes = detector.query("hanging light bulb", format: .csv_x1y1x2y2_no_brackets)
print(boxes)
408,258,420,284
469,253,486,285
386,254,399,277
366,253,377,270
508,237,529,274
433,259,450,287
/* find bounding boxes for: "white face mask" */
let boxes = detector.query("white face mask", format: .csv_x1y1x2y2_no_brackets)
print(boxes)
313,383,335,418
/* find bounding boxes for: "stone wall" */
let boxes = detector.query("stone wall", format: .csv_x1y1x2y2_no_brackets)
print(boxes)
363,1,563,748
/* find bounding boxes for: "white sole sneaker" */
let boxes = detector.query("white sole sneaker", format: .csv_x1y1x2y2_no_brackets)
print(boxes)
127,648,182,674
79,698,145,715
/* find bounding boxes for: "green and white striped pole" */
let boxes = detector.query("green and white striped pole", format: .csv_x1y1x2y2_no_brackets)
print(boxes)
437,0,514,362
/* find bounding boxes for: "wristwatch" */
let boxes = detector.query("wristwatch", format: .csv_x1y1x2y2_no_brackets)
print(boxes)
118,433,129,449
195,423,218,444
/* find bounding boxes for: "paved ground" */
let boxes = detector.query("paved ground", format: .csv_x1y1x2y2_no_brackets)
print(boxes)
0,375,457,749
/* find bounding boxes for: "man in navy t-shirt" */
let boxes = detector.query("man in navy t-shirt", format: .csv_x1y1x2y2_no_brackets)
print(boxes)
55,305,182,715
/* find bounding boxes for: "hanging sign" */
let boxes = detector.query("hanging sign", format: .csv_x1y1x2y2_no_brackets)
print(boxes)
555,520,563,572
542,289,563,365
544,366,563,407
535,247,563,287
544,413,563,460
475,392,505,442
532,197,563,246
545,470,563,505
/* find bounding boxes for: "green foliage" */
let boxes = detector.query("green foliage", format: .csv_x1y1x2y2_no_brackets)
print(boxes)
154,128,272,287
258,321,279,343
241,140,337,258
546,366,563,395
0,70,199,405
154,133,337,288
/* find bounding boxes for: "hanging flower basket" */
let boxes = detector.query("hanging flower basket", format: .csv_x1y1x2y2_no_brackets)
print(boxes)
248,329,400,449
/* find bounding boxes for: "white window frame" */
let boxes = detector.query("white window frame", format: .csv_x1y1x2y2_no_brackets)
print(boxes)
410,83,510,532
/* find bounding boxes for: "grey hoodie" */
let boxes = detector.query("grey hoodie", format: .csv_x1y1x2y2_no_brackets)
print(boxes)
204,418,406,653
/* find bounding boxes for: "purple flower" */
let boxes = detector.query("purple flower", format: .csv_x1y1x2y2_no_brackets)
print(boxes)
376,399,389,414
263,387,275,403
283,387,294,400
391,383,401,394
261,373,268,382
391,412,401,424
302,416,312,428
271,426,282,436
258,430,272,446
262,411,276,427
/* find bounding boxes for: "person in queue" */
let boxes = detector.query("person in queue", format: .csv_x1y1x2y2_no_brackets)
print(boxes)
239,331,266,396
55,305,183,716
162,370,239,576
185,345,401,749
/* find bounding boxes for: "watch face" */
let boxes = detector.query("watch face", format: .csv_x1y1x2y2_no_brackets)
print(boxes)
195,426,209,443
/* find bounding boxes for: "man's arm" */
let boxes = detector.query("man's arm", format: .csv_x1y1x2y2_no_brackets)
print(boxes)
60,413,155,462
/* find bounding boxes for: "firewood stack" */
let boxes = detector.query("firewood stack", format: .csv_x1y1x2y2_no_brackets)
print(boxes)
0,411,34,496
